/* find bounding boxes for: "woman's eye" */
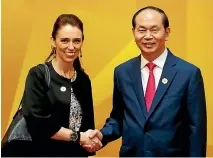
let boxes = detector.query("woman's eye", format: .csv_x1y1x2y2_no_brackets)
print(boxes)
73,40,81,43
61,39,69,43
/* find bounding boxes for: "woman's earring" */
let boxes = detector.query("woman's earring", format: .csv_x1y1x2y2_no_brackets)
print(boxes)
53,47,56,54
80,50,83,57
51,46,56,54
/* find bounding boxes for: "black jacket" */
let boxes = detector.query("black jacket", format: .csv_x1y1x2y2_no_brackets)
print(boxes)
22,62,95,157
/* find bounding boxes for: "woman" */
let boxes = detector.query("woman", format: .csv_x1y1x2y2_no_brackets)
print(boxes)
8,14,100,157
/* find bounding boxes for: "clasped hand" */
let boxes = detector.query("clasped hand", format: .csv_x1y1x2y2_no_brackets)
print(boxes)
80,129,103,152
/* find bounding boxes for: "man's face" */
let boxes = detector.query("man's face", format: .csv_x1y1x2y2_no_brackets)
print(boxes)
133,9,170,59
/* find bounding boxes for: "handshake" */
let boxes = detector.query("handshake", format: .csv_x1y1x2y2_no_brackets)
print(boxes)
79,129,103,153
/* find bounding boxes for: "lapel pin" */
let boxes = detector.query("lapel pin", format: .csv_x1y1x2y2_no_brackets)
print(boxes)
60,86,66,92
162,78,168,84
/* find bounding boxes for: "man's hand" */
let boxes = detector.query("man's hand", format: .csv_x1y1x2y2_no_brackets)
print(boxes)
89,129,103,141
80,129,103,152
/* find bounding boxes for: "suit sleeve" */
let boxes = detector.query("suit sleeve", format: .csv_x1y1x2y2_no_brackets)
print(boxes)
187,68,207,156
22,66,61,140
100,68,124,145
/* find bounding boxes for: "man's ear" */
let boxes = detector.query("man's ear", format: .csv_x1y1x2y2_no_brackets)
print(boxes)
165,27,170,41
132,28,135,35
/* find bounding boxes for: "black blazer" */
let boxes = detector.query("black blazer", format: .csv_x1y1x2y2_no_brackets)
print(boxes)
22,62,95,157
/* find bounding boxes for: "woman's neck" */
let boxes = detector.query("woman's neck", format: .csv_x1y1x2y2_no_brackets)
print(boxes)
52,57,75,79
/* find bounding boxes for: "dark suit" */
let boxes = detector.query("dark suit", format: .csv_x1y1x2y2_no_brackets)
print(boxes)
101,50,207,157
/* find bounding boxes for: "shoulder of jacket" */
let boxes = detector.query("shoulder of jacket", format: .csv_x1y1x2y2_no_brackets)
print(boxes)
77,69,91,82
28,64,46,79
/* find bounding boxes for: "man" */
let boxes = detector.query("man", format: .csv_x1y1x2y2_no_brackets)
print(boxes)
87,6,207,156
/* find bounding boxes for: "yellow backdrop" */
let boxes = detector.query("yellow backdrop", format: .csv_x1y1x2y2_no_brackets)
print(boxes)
2,0,213,156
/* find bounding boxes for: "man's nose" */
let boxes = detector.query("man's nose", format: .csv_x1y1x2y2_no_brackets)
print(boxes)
144,30,152,38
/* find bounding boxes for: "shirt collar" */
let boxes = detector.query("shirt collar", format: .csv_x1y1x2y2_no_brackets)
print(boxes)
141,47,168,69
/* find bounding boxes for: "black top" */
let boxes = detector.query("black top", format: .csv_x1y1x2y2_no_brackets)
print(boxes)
22,62,95,157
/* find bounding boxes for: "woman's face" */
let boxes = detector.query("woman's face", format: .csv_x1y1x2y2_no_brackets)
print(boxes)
53,24,83,63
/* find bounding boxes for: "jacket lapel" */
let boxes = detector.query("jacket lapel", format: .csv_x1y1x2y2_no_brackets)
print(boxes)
147,51,178,120
128,55,147,119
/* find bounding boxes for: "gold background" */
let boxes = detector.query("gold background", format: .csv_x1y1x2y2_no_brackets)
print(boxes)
2,0,213,156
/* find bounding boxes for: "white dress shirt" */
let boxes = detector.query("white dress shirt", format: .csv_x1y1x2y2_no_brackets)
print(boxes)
141,48,168,95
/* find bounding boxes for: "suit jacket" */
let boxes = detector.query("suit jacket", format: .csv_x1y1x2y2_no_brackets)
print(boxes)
101,50,207,157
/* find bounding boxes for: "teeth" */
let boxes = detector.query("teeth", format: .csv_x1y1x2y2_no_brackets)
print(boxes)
144,43,154,47
66,52,74,56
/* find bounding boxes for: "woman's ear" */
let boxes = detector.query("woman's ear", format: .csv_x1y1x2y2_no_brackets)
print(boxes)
51,36,56,47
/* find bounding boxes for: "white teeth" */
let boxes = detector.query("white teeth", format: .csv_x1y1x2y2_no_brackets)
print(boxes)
144,43,154,47
66,52,75,56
